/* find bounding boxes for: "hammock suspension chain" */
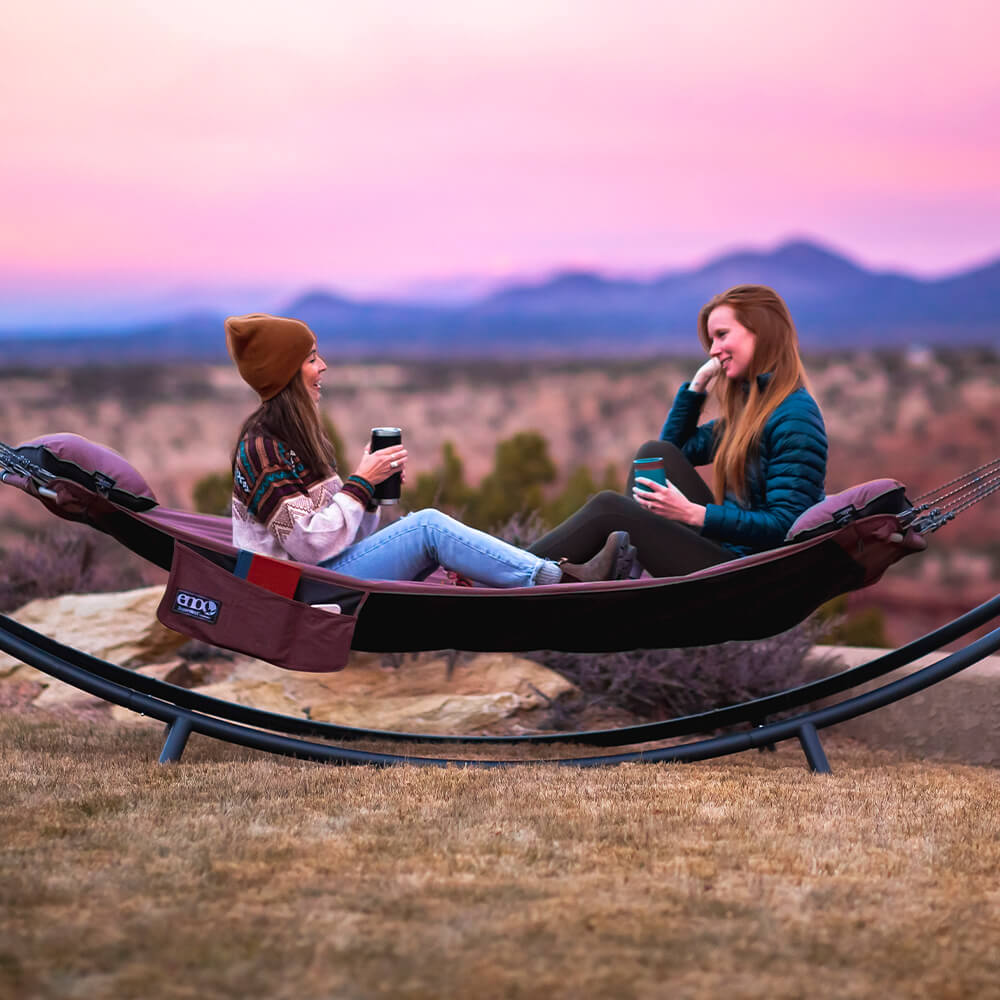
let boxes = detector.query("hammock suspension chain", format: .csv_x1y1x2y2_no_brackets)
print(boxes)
908,457,1000,534
912,456,1000,504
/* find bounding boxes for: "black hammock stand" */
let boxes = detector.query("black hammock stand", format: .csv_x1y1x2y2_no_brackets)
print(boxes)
1,438,998,772
1,600,998,773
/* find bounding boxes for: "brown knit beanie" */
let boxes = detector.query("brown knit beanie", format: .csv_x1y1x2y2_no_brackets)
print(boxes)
224,314,316,401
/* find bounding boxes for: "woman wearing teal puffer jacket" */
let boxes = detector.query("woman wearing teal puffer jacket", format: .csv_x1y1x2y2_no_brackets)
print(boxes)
528,285,827,577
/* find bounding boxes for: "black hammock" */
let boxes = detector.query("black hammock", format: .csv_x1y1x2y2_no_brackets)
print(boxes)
2,434,998,673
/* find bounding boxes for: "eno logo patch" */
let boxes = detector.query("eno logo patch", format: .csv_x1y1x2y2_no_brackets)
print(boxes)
172,590,220,624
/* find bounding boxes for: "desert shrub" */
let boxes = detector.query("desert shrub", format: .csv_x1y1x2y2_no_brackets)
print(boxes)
525,617,828,722
467,431,556,530
193,471,233,516
489,509,549,549
815,595,890,648
543,465,600,528
830,609,889,648
403,433,625,536
0,523,154,613
407,441,473,514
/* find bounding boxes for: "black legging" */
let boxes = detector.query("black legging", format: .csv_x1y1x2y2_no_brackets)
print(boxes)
528,441,733,577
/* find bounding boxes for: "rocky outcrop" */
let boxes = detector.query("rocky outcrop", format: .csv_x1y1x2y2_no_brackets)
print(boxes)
0,587,191,714
0,586,188,674
181,650,575,734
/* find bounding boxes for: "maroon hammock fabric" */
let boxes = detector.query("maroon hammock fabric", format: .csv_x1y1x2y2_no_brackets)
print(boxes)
136,505,927,670
3,433,928,672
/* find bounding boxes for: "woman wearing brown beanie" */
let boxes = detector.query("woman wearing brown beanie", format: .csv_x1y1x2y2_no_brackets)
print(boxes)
226,314,635,586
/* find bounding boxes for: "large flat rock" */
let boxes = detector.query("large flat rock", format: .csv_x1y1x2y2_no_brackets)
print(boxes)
0,586,187,674
188,651,576,734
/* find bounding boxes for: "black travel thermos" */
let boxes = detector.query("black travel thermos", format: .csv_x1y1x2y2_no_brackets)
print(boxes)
370,427,402,504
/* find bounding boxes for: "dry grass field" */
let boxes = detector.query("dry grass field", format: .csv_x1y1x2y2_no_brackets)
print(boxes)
2,712,999,1000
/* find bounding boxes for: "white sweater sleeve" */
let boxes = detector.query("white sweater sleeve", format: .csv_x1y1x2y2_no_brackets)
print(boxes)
268,476,381,565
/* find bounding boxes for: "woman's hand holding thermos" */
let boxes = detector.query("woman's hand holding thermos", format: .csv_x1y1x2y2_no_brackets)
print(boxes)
357,428,406,505
354,443,407,486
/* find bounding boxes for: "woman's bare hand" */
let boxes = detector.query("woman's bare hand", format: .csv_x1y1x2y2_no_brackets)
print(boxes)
1,472,92,514
632,477,706,528
0,470,31,492
354,443,408,486
691,356,721,393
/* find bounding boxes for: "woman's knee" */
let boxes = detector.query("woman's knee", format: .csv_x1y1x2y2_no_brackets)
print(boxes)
585,490,635,517
633,439,684,461
408,508,452,531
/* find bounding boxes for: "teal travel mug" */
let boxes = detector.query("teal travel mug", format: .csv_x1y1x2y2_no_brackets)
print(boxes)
633,457,668,496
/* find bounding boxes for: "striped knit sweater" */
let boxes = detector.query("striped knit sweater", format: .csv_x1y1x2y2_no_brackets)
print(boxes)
231,432,380,565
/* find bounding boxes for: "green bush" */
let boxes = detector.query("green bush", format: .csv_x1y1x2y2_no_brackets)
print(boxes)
468,431,557,531
407,441,473,513
402,432,627,535
192,471,233,517
543,465,599,527
815,595,890,648
543,463,622,526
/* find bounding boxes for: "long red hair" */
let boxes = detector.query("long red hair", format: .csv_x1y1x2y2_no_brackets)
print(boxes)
697,285,810,503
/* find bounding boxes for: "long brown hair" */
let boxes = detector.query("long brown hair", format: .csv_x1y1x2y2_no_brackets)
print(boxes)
232,372,336,482
697,285,809,503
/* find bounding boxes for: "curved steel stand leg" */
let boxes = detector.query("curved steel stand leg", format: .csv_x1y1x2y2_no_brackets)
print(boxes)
798,722,831,774
159,717,193,764
754,721,777,753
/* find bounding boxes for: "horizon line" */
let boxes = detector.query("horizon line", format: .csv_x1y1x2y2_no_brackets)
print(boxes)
2,234,999,331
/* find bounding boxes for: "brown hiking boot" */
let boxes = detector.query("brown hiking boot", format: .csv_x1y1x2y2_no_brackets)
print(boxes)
559,531,636,583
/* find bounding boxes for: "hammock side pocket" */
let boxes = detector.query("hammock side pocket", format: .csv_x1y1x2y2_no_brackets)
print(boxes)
157,543,365,672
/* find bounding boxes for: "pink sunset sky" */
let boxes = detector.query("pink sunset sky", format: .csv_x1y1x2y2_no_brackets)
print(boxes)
2,0,998,323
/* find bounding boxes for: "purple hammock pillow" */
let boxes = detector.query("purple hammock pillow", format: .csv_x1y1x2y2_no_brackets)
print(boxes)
785,478,909,544
16,433,158,511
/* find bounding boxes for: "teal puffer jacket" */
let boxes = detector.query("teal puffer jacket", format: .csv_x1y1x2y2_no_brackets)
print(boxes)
660,376,827,556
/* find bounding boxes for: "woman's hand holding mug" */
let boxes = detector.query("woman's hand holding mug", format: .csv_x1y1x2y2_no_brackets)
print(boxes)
632,477,706,528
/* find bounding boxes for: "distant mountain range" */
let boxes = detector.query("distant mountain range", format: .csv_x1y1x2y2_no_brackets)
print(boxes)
2,240,997,364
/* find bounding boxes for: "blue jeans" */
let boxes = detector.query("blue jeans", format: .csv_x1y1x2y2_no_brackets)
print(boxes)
320,509,557,587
